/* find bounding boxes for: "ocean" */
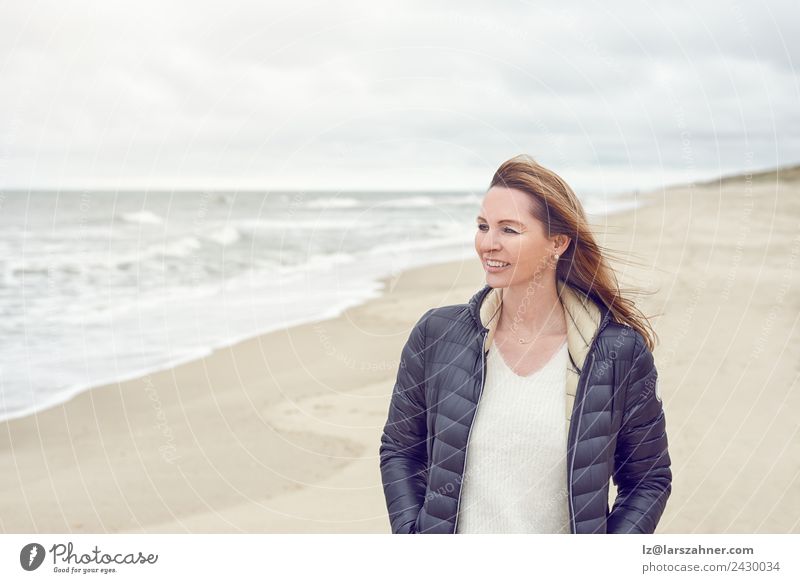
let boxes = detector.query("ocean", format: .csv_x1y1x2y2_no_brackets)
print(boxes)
0,188,643,422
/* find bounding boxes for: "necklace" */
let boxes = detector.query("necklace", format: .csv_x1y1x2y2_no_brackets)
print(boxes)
510,329,535,344
494,290,567,344
503,323,538,344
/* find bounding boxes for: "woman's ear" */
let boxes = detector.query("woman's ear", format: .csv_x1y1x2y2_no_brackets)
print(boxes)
554,235,571,254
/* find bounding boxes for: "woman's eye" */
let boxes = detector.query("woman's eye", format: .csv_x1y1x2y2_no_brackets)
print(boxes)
476,224,519,234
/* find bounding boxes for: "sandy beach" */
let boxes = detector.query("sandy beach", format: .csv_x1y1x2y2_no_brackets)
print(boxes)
1,167,798,534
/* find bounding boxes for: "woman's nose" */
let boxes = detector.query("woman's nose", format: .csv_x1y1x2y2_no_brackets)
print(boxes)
479,232,500,251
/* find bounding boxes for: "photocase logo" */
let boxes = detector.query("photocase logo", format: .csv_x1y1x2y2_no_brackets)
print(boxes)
20,543,46,571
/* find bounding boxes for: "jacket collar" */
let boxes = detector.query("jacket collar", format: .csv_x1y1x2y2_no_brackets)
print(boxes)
468,280,613,428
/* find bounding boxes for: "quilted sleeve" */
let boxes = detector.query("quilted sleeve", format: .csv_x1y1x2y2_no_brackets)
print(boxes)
378,308,434,534
608,332,672,534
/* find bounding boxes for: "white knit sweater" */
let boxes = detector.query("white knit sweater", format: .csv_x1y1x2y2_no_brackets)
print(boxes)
455,339,571,533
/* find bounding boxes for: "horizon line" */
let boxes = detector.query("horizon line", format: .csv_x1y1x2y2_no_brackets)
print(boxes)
2,160,798,194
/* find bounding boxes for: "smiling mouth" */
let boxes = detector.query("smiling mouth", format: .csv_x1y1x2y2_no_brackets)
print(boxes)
485,259,511,268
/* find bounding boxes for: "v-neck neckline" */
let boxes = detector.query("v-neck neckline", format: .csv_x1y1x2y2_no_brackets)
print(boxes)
491,338,567,379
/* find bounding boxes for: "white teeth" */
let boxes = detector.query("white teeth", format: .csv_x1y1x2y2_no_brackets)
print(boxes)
487,260,510,267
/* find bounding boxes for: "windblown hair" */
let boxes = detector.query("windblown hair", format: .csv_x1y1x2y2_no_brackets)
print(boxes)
489,154,659,351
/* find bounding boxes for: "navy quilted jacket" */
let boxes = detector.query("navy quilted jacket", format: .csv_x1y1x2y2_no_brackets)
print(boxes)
379,281,672,534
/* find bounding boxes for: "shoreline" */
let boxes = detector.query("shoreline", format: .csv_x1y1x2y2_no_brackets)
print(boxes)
0,254,472,426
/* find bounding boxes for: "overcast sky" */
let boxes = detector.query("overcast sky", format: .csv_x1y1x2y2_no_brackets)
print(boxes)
1,0,798,192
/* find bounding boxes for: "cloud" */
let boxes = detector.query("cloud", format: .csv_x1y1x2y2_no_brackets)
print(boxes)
0,0,798,192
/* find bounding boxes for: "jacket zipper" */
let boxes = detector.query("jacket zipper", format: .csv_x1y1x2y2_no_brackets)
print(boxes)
452,329,488,533
567,353,595,534
566,311,613,533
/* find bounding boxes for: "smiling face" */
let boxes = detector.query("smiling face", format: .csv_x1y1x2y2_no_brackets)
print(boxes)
475,186,569,287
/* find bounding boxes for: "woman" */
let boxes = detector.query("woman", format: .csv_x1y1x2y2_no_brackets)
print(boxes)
378,154,672,534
